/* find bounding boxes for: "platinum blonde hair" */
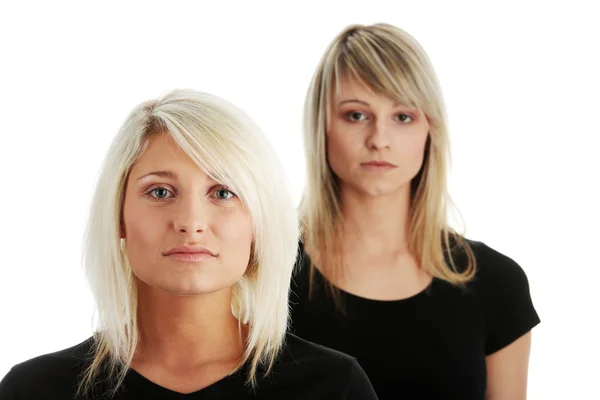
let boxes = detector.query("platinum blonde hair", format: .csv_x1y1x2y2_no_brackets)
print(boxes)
78,89,299,397
299,23,475,298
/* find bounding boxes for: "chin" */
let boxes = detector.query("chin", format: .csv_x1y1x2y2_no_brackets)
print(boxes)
141,273,234,297
357,182,406,197
164,287,229,297
163,281,232,297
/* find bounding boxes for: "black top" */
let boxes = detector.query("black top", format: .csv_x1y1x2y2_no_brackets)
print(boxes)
289,238,540,400
0,333,377,399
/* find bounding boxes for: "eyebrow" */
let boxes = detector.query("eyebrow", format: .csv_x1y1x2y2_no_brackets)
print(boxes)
339,99,370,106
338,99,409,108
135,170,177,181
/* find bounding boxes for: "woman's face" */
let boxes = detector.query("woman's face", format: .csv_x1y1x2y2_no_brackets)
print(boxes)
121,133,253,296
327,77,430,198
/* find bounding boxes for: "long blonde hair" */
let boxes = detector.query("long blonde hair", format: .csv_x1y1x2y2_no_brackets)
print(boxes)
78,89,299,397
299,23,476,299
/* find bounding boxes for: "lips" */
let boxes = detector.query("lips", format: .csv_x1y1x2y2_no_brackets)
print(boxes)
361,161,397,168
163,245,217,257
164,252,215,262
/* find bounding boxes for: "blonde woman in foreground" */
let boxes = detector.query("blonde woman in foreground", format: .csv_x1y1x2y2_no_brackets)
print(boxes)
289,23,540,400
0,89,378,399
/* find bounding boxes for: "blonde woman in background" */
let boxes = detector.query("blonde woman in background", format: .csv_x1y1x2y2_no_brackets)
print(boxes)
289,23,540,400
0,89,377,399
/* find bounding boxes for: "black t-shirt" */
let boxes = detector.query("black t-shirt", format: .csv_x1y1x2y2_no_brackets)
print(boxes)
0,333,377,399
289,239,541,400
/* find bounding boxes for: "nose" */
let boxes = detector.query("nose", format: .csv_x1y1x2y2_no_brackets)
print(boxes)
173,196,208,236
365,118,391,150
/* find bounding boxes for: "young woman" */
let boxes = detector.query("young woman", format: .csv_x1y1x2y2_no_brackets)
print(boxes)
289,23,540,400
0,89,377,399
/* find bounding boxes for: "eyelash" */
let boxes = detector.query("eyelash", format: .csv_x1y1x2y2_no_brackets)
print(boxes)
145,186,175,200
344,111,414,124
213,188,236,200
144,185,236,201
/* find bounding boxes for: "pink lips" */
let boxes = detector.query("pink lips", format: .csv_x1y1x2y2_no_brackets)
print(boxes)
361,161,397,170
163,245,217,262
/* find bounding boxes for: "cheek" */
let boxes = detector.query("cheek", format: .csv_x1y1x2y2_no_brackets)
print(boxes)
215,210,254,265
122,201,167,269
395,128,429,164
326,129,358,172
222,214,253,243
403,135,427,159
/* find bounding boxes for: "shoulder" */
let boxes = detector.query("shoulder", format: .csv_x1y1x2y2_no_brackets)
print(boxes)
268,333,376,399
0,337,94,398
280,332,357,368
465,239,533,295
8,337,93,378
462,239,541,354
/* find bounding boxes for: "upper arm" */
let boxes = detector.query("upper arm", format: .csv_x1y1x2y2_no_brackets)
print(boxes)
477,244,540,355
344,360,378,400
473,243,540,398
486,331,532,400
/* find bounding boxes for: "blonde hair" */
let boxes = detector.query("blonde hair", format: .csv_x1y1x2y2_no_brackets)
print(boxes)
299,23,475,299
78,89,299,397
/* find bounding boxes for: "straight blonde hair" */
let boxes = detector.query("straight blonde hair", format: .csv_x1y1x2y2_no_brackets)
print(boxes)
299,23,476,300
78,89,299,398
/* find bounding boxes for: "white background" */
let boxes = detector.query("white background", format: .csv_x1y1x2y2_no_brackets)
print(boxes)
1,1,598,398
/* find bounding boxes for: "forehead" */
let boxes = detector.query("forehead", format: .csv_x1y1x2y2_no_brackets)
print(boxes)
334,76,375,99
333,76,410,109
129,133,206,180
138,133,186,164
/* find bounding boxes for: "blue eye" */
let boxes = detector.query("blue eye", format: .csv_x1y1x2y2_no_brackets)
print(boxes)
214,188,234,200
149,187,173,199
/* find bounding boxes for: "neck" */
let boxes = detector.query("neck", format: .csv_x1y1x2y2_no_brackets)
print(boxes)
134,281,245,369
338,183,412,255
